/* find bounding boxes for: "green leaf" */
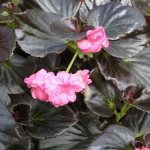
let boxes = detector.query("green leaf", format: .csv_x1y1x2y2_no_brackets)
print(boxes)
12,0,20,5
146,7,150,15
0,8,13,23
132,0,150,14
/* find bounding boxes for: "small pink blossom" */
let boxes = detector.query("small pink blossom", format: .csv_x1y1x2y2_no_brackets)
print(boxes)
45,71,83,107
76,69,92,89
24,69,92,107
135,148,150,150
24,69,54,101
77,26,109,53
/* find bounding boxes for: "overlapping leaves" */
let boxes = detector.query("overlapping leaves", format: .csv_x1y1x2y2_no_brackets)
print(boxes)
72,125,135,150
0,0,150,149
21,0,82,18
38,112,101,150
10,94,77,139
16,1,147,58
84,69,119,117
123,108,150,138
106,34,148,58
0,103,19,149
0,54,35,94
87,2,146,40
79,0,111,22
15,9,67,57
96,47,150,90
0,25,16,61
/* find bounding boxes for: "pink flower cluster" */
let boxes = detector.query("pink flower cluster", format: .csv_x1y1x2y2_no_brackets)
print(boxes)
77,26,109,53
135,148,150,150
24,69,91,107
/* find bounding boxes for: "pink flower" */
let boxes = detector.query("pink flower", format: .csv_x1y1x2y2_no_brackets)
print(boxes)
135,148,150,150
45,71,83,107
77,26,109,53
24,69,92,107
24,69,54,101
76,69,92,89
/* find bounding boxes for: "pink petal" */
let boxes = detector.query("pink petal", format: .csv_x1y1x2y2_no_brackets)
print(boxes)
77,39,92,53
91,41,102,52
102,38,110,48
31,87,48,101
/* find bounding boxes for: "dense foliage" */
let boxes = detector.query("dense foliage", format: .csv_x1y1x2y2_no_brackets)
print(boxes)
0,0,150,149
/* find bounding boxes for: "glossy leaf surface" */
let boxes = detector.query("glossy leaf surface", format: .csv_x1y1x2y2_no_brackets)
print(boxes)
0,103,18,148
106,34,148,58
72,125,135,150
123,108,150,138
84,69,118,117
27,101,77,139
96,47,150,90
0,25,16,61
39,112,101,150
79,0,111,22
87,2,146,39
15,9,67,57
22,0,82,18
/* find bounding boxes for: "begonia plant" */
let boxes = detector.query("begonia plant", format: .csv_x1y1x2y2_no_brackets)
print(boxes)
0,0,150,149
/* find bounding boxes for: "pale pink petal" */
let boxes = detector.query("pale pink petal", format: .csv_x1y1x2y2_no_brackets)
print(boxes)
87,26,105,42
102,38,110,48
91,41,102,52
77,39,92,53
77,26,109,54
31,87,48,101
50,94,69,107
76,69,92,89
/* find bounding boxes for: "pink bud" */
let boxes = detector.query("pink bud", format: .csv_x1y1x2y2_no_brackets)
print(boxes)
77,26,109,53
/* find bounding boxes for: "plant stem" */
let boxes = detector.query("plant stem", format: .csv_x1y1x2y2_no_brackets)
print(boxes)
66,49,79,72
114,103,131,123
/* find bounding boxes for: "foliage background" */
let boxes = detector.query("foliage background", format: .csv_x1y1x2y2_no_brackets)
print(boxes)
0,0,150,149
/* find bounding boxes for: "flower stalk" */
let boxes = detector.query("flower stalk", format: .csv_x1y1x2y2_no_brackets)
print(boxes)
66,44,79,72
